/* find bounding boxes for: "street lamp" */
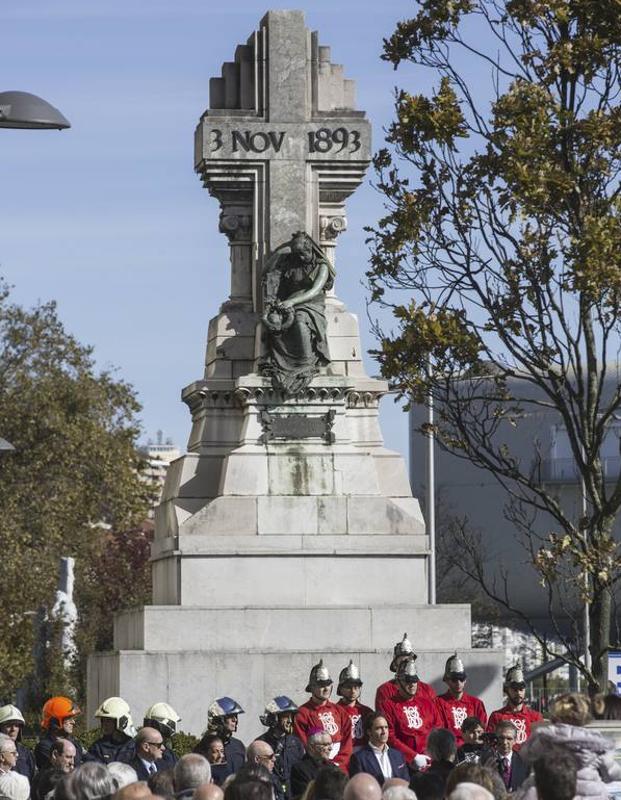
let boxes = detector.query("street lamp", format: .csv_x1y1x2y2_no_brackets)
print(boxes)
0,90,69,454
0,91,70,130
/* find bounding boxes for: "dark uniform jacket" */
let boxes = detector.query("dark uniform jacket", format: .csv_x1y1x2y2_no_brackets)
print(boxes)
88,734,133,765
15,742,37,783
257,730,304,800
223,737,246,774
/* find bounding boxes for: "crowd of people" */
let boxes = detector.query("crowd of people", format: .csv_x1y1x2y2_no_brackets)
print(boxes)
1,634,620,800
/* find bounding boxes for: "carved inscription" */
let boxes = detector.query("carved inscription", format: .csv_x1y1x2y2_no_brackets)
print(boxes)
259,409,336,444
208,128,361,155
307,128,360,154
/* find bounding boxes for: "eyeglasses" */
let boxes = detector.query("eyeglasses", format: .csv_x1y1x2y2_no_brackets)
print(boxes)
259,754,276,761
147,741,165,748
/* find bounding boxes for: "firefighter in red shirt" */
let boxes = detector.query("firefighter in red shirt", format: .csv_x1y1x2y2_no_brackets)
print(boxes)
487,664,543,748
436,653,487,747
336,661,372,751
375,634,436,714
382,658,442,770
294,660,352,772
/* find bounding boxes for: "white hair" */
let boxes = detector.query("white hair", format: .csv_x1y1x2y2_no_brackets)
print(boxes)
448,783,494,800
382,787,418,800
106,762,138,790
174,754,212,793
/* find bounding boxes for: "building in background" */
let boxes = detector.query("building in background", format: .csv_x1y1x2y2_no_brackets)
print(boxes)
408,376,621,630
140,431,180,514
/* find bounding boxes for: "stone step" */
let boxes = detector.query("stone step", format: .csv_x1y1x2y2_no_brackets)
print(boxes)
113,604,473,652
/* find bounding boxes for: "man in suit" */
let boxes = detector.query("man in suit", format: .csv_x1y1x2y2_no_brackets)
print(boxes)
290,730,332,799
349,713,409,785
130,727,166,781
483,721,528,793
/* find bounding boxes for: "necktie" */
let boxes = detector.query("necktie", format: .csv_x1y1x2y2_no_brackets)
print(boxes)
502,756,511,788
149,764,156,776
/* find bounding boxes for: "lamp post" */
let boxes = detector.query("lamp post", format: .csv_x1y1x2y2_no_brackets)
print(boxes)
0,90,70,454
0,91,70,130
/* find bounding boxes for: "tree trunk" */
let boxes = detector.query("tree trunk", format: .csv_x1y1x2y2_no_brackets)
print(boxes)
590,584,612,693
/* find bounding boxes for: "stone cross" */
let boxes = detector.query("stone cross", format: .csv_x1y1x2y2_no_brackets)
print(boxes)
194,10,371,313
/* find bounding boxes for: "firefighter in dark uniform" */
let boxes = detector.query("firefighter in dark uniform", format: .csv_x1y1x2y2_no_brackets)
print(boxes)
88,697,135,764
256,696,304,800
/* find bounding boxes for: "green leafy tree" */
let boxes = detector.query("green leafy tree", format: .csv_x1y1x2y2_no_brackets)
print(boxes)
0,282,153,704
367,0,621,690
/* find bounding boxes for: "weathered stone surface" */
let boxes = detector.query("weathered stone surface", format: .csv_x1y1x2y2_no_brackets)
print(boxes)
88,647,505,738
87,9,502,724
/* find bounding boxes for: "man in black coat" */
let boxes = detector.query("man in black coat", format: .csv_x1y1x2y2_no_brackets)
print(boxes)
129,727,166,781
290,731,332,799
32,739,76,800
483,721,528,793
349,713,409,785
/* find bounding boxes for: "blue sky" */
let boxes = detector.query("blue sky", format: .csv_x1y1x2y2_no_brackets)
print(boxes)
0,0,422,462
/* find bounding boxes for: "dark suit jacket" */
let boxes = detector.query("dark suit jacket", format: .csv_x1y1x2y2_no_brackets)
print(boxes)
484,751,528,792
129,756,163,782
349,745,409,785
290,754,324,799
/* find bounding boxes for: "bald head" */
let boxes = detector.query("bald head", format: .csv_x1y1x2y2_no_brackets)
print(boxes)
246,739,275,772
345,774,382,800
114,782,152,800
382,779,409,793
193,785,224,800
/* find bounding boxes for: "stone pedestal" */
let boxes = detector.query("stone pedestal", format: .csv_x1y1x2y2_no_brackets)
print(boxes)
87,9,503,737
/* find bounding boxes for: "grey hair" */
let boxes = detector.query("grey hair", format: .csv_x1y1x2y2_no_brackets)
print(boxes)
308,731,331,746
71,762,116,800
174,753,212,793
494,720,517,737
107,762,138,790
448,783,494,800
0,733,14,752
382,788,418,800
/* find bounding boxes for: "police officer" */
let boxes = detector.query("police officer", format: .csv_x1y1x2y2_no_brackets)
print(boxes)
256,697,304,800
35,697,87,770
196,698,245,773
0,705,36,783
88,697,136,764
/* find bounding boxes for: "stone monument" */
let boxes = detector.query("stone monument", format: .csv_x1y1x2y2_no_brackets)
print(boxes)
87,10,502,736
